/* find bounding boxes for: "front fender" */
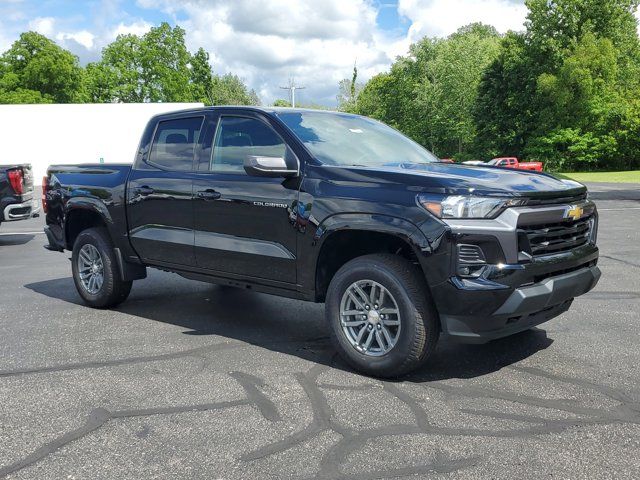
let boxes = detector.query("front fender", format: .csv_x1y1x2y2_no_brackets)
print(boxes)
295,213,435,298
314,213,430,251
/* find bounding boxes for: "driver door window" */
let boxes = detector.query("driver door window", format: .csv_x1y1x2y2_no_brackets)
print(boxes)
210,117,286,173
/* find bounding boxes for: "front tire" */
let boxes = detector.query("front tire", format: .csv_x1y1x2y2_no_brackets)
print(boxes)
326,254,439,378
71,227,132,308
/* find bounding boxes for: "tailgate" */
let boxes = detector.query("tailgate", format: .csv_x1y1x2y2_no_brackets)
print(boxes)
21,165,34,199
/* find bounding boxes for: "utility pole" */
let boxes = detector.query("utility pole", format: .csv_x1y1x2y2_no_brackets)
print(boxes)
280,79,305,108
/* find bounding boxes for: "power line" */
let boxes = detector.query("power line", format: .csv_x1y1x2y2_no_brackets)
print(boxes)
279,78,305,108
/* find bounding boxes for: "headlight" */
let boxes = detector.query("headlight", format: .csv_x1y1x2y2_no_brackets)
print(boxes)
418,195,526,219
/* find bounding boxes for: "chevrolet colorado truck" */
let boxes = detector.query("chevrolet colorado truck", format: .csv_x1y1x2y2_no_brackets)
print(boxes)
0,164,39,226
43,107,600,377
488,157,544,172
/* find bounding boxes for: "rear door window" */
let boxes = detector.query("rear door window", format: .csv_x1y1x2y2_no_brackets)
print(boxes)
148,117,204,171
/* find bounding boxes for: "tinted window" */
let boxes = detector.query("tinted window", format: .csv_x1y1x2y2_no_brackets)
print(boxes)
211,117,286,173
149,117,203,170
276,111,439,167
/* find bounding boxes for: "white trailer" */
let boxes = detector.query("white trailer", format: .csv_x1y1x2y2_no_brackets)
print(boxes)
0,103,204,185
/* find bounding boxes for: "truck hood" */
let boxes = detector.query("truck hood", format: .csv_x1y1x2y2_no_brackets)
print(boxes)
337,163,587,199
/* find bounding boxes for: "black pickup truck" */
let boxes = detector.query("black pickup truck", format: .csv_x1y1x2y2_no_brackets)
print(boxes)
44,107,600,377
1,164,39,226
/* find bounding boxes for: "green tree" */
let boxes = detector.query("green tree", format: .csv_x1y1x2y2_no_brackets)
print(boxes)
140,23,191,102
209,73,260,106
84,62,118,103
85,24,259,105
474,0,640,165
92,33,144,102
0,87,52,104
356,23,500,158
473,32,538,157
88,23,194,103
418,23,501,156
337,63,364,112
0,31,84,103
189,47,215,104
527,33,637,170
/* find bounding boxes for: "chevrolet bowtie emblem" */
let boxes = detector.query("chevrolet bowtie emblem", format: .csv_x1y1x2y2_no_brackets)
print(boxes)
565,205,584,221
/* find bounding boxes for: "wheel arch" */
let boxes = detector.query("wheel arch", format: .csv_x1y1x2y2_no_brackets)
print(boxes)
64,199,113,250
312,213,431,302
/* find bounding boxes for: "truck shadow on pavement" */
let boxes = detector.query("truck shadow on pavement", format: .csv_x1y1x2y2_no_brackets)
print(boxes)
24,275,553,382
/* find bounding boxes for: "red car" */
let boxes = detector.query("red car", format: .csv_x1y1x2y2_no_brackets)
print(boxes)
489,157,543,172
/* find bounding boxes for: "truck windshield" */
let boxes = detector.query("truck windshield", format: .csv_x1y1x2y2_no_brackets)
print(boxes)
276,111,439,167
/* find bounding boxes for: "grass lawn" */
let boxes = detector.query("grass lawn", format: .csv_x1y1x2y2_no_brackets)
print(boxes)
556,171,640,183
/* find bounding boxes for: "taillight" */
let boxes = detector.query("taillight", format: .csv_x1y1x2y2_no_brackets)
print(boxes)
42,176,49,214
7,169,24,195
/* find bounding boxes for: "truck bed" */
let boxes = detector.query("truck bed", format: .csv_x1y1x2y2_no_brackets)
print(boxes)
45,164,132,251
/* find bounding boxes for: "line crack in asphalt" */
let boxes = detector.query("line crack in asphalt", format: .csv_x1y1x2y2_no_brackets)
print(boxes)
0,371,281,478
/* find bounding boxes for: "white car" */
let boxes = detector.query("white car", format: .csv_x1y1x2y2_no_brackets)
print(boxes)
462,160,487,166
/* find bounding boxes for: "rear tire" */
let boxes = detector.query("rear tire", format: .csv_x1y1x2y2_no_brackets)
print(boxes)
325,254,439,378
71,227,132,308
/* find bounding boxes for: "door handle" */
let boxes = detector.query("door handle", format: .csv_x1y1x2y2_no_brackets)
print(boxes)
197,189,222,200
136,186,154,196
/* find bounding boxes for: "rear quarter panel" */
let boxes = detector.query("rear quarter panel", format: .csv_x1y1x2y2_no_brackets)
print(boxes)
46,164,136,258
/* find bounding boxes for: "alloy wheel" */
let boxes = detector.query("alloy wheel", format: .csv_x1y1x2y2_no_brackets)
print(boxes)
339,280,401,356
77,244,104,294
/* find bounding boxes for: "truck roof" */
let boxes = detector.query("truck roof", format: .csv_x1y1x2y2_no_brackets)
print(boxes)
152,105,349,117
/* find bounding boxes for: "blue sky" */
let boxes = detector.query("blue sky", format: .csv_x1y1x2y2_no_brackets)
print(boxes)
0,0,535,104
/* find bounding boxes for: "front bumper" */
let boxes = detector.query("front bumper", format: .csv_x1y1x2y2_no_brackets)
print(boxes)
427,199,600,343
439,263,600,343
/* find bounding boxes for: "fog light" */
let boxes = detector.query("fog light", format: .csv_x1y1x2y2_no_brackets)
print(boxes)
457,244,487,278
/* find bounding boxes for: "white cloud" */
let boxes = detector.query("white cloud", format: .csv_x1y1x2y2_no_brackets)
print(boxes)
56,30,95,49
0,30,11,53
28,16,56,36
110,21,153,40
4,0,537,105
138,0,403,105
399,0,527,42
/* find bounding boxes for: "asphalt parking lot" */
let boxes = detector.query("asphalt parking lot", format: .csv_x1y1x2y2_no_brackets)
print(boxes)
1,182,639,479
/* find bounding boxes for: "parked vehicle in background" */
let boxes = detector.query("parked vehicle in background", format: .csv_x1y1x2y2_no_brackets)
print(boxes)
461,160,486,166
489,157,544,172
439,158,455,163
0,164,39,226
43,107,600,378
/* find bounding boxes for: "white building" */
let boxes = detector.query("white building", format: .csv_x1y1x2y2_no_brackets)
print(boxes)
0,103,204,184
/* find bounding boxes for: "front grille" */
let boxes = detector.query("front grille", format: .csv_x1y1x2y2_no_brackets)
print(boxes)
525,193,587,206
519,216,593,256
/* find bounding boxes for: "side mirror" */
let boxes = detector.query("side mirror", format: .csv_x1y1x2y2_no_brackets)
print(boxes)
243,156,298,178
